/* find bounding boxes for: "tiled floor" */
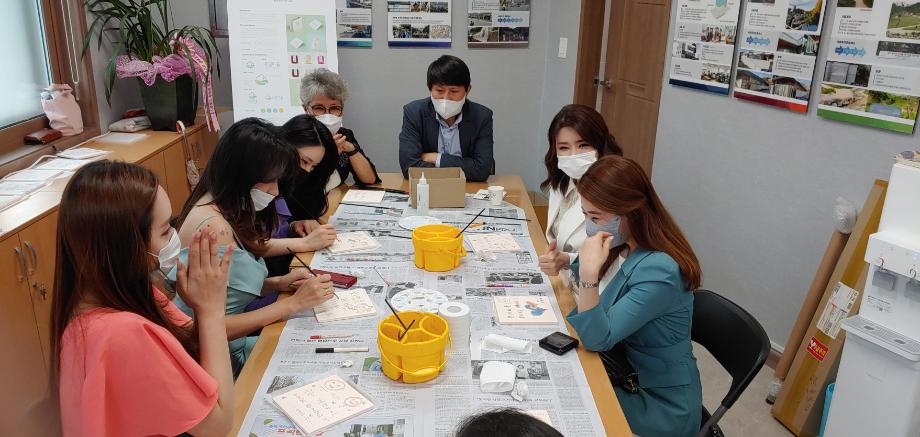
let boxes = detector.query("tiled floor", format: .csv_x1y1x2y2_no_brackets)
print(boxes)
695,344,794,437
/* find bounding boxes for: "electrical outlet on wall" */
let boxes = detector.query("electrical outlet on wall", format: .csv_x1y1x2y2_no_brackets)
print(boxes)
558,37,568,58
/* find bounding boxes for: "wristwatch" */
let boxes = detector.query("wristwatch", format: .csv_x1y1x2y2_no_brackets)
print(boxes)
578,280,600,289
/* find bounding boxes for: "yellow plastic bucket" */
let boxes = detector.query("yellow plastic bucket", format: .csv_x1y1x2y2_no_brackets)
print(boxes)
377,311,452,383
412,224,467,272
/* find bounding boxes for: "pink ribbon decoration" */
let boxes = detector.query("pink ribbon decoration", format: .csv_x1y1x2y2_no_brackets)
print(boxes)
115,37,220,131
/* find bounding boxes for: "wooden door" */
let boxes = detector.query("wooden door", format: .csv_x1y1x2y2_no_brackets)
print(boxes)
600,0,672,172
20,212,60,367
0,236,49,436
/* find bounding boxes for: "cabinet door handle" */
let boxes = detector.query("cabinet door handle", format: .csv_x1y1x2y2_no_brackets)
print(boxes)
33,283,48,300
14,247,27,282
24,241,37,276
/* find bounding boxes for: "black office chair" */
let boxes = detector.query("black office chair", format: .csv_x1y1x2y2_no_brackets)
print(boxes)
692,289,771,437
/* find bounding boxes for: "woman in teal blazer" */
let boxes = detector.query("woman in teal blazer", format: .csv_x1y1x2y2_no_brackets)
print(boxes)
565,155,703,437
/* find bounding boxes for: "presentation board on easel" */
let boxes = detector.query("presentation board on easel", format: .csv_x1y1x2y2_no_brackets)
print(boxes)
228,0,339,124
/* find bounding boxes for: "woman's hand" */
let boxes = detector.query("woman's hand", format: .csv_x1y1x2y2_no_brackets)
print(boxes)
578,232,614,282
302,223,337,250
176,230,233,317
333,133,356,154
276,268,312,292
290,219,323,237
286,274,335,314
539,239,570,276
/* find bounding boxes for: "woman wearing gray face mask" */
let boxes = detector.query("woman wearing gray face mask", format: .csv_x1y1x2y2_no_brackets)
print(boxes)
538,104,623,284
300,68,380,189
568,155,704,437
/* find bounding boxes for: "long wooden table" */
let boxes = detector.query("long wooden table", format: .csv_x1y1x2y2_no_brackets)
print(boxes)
230,173,631,436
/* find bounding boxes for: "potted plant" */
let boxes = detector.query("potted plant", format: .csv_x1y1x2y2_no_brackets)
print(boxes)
84,0,221,131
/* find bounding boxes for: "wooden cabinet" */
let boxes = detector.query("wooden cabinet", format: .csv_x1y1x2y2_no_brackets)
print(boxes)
0,234,52,436
162,142,192,213
19,213,59,367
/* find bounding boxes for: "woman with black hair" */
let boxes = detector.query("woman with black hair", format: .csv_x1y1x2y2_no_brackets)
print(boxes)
170,118,335,375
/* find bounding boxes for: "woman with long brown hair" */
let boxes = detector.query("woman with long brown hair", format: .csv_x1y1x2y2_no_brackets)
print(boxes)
567,155,703,437
51,161,235,436
538,104,622,282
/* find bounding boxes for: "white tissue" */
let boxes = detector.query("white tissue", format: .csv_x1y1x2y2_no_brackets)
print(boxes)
480,361,516,393
482,334,533,354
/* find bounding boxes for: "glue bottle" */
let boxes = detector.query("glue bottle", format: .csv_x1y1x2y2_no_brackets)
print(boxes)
417,172,429,216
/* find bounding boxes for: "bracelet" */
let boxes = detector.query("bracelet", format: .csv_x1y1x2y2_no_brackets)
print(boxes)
345,147,361,157
288,220,298,234
578,280,599,289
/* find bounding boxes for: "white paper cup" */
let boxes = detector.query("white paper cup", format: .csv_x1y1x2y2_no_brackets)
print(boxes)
488,185,505,206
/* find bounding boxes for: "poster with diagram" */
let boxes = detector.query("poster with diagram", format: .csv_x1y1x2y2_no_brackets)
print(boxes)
467,0,530,48
337,0,373,47
387,1,451,47
816,0,920,133
733,0,827,112
668,0,742,95
228,0,339,125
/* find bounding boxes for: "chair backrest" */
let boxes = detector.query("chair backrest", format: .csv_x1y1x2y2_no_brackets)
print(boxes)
691,289,770,409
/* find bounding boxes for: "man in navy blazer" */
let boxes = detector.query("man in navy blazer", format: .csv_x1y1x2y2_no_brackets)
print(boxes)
398,55,495,182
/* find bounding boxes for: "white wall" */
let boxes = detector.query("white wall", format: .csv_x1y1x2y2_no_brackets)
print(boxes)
96,1,582,192
653,1,912,345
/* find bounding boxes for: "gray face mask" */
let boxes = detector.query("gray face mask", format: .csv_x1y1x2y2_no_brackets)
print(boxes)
585,215,626,247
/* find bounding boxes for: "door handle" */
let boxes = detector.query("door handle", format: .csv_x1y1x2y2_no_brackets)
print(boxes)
33,283,48,301
24,241,37,276
594,77,615,91
14,247,27,282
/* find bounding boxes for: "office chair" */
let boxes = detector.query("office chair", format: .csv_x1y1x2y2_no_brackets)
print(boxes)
692,289,771,437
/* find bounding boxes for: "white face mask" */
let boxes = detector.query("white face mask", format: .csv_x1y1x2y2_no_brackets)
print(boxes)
250,188,276,211
557,151,597,180
150,228,181,274
315,114,342,135
431,96,465,119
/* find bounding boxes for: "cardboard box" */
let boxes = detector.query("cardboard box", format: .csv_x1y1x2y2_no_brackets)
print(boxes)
408,167,466,208
772,180,888,436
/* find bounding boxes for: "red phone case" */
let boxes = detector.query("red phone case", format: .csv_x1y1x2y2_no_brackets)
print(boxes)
312,269,358,289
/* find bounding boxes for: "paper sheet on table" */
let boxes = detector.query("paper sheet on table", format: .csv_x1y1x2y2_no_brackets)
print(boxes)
0,180,46,196
57,147,113,159
99,133,146,144
327,231,380,254
36,158,94,171
5,168,64,182
341,189,385,203
466,233,522,253
271,373,375,435
314,288,377,323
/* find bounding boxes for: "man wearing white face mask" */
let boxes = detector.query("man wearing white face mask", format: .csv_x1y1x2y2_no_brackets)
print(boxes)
301,68,380,188
538,105,623,283
398,55,495,182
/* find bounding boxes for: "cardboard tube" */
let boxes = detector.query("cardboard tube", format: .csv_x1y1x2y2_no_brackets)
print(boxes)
774,230,849,380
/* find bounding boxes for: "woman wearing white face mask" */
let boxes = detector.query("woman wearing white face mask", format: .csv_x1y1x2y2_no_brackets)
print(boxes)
539,104,623,282
171,118,335,375
301,68,380,188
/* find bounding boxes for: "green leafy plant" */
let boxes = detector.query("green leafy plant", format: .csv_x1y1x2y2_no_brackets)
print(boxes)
82,0,221,103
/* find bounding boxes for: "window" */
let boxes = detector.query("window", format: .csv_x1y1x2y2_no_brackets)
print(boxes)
0,0,99,173
2,2,51,128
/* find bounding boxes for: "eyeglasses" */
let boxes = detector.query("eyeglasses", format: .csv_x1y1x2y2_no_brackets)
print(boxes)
309,104,343,116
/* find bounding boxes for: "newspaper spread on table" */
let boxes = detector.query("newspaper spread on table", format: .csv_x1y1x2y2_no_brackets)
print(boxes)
237,193,607,437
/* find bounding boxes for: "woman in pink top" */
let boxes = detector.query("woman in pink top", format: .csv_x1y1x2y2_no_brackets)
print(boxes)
51,161,236,437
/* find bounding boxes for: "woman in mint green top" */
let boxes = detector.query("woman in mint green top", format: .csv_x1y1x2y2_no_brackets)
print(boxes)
172,118,336,376
567,155,704,437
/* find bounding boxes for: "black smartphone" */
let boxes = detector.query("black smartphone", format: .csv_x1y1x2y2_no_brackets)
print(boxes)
539,331,579,355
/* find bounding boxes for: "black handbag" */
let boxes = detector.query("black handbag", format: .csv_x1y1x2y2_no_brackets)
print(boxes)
600,342,640,394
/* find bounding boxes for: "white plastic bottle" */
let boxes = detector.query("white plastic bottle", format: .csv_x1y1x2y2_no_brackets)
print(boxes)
417,172,429,216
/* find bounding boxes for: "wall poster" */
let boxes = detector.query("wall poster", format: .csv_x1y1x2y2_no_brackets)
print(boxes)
387,1,451,47
817,0,920,133
467,0,530,48
669,0,743,95
733,0,828,112
228,0,339,124
337,0,373,47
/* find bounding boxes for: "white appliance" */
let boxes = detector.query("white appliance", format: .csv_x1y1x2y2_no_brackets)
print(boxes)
824,163,920,437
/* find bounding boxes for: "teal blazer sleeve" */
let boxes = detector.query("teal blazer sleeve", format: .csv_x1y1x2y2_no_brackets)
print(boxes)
567,251,683,352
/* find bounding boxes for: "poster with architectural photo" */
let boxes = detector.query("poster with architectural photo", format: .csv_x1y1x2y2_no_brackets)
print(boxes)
816,0,920,133
733,0,827,112
228,0,338,124
467,0,530,48
337,0,373,47
668,0,742,95
387,1,451,47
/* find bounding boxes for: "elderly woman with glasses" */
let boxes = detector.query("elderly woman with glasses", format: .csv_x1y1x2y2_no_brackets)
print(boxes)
300,68,381,187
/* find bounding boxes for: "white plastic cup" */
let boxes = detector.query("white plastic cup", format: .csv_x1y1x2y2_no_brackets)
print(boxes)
488,185,505,206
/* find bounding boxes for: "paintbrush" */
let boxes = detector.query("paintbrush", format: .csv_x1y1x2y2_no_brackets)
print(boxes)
456,208,486,238
287,248,337,299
